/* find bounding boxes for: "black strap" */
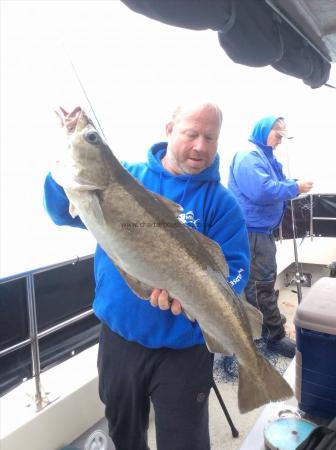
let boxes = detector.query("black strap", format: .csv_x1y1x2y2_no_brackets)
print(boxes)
296,417,336,450
325,83,336,89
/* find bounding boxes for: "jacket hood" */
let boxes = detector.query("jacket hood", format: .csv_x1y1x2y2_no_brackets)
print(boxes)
249,115,281,146
147,142,221,182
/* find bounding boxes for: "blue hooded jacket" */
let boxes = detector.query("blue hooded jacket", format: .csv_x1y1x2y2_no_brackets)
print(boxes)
228,116,299,233
44,142,250,349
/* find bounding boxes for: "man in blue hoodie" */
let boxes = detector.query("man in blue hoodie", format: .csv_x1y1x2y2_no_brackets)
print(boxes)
44,102,250,450
228,116,313,359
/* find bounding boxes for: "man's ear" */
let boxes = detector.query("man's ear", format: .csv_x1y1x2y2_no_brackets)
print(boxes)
165,121,173,137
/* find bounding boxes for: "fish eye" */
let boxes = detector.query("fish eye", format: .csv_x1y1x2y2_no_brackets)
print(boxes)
84,130,100,145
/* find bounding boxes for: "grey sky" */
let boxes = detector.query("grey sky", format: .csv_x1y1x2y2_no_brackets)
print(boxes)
1,0,335,276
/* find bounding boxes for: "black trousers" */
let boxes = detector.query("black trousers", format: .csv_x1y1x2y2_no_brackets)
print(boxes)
244,232,285,341
97,324,214,450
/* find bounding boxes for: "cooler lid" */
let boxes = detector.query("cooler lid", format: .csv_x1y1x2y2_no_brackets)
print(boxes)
295,277,336,335
264,417,317,450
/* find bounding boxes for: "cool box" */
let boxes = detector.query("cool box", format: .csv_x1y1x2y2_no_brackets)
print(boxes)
295,277,336,419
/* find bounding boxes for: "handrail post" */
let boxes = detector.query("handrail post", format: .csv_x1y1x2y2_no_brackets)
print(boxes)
26,273,44,409
290,199,303,304
310,194,314,241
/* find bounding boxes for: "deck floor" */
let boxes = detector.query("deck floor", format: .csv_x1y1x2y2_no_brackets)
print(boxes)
147,284,303,449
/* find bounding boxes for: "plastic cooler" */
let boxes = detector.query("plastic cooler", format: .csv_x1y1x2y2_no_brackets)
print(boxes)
295,277,336,419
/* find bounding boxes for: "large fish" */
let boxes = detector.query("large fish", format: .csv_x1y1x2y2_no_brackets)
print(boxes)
52,107,293,413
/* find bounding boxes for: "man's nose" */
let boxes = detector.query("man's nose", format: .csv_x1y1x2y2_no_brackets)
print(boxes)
193,136,207,151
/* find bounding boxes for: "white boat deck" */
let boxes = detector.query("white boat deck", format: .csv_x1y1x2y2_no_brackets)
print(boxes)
0,346,104,450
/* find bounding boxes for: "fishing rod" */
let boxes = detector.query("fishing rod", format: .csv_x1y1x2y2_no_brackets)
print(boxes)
290,198,303,303
284,142,308,304
61,43,108,143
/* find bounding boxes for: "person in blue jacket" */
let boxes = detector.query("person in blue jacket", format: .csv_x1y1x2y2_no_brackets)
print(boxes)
228,115,313,359
44,102,250,450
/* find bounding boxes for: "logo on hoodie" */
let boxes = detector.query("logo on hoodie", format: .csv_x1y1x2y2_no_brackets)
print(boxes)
178,211,200,229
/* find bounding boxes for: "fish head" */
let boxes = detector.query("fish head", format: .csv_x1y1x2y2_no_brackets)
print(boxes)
55,107,112,190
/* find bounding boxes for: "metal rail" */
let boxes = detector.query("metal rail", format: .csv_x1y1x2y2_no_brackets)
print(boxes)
0,339,31,358
287,193,336,303
0,308,94,358
0,254,95,410
310,194,314,241
313,217,336,220
26,273,43,406
290,199,303,303
0,254,94,284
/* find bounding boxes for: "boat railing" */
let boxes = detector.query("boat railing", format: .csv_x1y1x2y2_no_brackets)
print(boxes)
0,254,96,410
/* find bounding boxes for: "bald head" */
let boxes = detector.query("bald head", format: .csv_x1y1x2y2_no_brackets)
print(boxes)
162,102,222,176
171,102,223,128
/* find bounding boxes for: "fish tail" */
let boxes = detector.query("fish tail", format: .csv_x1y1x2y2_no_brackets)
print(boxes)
237,355,293,413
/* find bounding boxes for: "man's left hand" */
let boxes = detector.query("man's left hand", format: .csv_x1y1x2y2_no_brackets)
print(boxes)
150,289,182,315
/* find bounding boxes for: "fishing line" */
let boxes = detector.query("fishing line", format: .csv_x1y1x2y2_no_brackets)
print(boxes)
61,43,108,143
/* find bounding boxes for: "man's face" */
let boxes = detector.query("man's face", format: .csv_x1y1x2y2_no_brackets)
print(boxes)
267,120,287,149
164,105,221,175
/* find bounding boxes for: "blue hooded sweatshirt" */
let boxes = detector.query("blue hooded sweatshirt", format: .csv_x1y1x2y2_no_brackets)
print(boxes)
44,142,250,349
228,116,299,233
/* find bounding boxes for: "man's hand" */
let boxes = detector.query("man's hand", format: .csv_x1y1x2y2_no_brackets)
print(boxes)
297,181,314,193
150,289,182,315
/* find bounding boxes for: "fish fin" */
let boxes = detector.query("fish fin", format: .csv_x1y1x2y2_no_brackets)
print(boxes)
53,162,105,191
239,293,263,339
237,356,293,413
152,193,183,217
115,267,153,300
202,329,233,356
189,229,229,276
66,192,105,222
89,193,106,224
69,202,78,218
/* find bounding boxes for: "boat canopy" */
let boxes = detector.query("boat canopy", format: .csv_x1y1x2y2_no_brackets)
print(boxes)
121,0,336,88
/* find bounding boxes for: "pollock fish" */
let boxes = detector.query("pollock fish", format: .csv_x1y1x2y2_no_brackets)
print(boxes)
52,107,293,413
